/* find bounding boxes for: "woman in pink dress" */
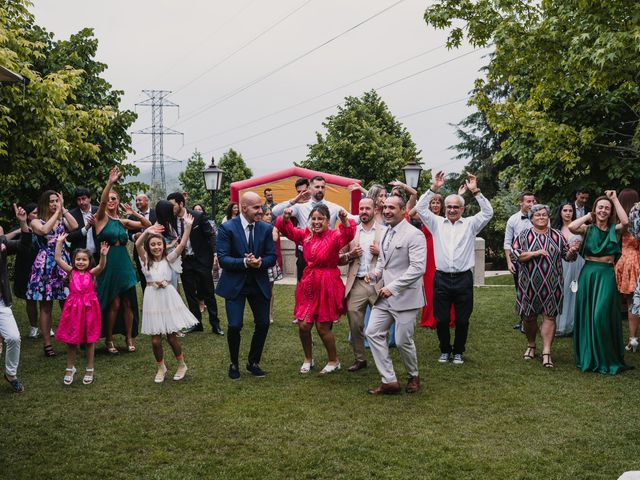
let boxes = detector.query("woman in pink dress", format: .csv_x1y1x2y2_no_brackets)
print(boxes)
277,204,356,374
54,233,109,385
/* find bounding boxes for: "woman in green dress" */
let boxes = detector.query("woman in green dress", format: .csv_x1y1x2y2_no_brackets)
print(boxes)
95,167,151,353
569,191,630,374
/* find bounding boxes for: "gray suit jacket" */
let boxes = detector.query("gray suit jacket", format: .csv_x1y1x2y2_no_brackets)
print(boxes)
343,223,387,299
374,219,426,311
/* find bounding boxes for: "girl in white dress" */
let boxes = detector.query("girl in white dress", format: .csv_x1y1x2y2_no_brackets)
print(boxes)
135,216,198,383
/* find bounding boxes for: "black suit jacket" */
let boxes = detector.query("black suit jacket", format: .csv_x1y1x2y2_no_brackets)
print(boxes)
67,205,98,253
180,209,216,271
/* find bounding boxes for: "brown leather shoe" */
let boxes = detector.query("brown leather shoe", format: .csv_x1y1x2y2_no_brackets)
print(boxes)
347,360,367,372
405,375,420,393
367,381,401,395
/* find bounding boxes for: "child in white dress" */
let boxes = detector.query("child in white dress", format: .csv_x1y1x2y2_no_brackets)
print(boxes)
135,216,198,383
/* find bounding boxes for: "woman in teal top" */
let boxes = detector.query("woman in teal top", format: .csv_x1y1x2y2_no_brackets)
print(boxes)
569,191,630,374
95,167,151,353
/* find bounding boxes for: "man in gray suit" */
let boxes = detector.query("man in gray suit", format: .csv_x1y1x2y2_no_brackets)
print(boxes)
340,197,387,372
365,195,426,395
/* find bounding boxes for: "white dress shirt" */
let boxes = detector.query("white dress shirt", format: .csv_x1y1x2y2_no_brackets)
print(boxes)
416,189,493,273
355,222,387,278
504,211,532,251
80,208,96,254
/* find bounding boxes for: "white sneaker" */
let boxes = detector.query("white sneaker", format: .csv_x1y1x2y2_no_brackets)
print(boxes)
452,354,464,365
28,327,39,338
438,353,450,363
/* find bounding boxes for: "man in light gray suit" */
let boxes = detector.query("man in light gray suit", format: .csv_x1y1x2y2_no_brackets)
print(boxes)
365,195,426,395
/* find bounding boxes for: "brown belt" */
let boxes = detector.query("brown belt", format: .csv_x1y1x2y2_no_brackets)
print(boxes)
584,255,614,264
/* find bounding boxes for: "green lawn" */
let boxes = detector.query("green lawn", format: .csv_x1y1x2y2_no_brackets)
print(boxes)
1,284,639,479
485,273,515,286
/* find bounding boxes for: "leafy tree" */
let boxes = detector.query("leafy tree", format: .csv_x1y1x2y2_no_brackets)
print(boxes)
0,0,139,224
178,150,209,210
299,90,422,188
216,148,252,223
424,0,640,198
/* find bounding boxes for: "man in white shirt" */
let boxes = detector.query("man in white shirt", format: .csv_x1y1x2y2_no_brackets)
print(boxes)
504,191,535,331
271,176,344,228
416,171,493,365
67,188,98,261
340,198,387,372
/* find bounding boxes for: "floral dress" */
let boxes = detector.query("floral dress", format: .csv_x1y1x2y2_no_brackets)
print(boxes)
26,219,69,301
277,217,356,323
628,205,640,316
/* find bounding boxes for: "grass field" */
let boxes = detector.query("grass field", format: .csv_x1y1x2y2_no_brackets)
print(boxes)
1,284,639,479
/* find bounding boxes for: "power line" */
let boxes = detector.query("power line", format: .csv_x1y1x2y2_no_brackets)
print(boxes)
240,98,469,162
173,0,314,95
180,44,445,148
172,0,409,127
199,48,483,155
204,95,471,157
164,0,260,78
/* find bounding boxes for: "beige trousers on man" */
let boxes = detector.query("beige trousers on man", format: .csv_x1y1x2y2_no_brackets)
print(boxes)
366,302,420,384
346,278,377,363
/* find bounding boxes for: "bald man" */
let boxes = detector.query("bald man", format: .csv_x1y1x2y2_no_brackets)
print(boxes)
216,192,276,380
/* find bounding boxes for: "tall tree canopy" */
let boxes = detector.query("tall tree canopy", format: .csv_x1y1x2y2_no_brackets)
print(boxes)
0,0,139,223
424,0,640,198
178,150,209,210
299,90,422,188
217,148,252,223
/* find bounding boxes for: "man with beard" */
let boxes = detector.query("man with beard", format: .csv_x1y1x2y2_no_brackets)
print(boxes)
341,197,387,372
272,176,344,228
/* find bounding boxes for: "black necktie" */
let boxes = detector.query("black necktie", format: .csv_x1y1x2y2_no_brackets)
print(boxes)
247,224,254,253
521,215,528,220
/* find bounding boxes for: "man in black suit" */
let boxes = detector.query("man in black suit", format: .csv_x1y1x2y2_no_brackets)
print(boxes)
167,192,223,335
67,188,99,261
216,192,276,379
129,193,156,291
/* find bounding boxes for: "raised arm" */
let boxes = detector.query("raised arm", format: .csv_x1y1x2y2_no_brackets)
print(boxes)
466,174,494,234
606,190,629,232
96,167,120,224
91,242,110,277
54,233,73,274
60,193,79,231
170,213,194,260
119,203,152,231
271,189,311,218
5,204,32,254
31,194,63,236
568,213,591,236
389,180,418,211
275,208,307,245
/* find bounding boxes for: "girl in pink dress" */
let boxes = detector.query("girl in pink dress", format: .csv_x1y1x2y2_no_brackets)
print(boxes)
277,204,356,374
54,233,110,385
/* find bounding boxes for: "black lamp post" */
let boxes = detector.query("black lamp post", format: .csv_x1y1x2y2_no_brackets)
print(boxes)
402,158,423,190
203,157,224,219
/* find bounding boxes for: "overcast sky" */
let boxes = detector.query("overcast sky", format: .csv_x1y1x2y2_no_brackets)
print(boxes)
32,0,488,186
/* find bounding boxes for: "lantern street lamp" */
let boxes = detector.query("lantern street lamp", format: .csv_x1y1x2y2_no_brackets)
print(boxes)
202,157,224,219
402,158,423,190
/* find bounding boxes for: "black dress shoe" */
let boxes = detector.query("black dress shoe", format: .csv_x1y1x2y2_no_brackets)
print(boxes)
212,327,225,336
228,364,240,380
186,325,204,333
246,363,267,377
347,360,367,372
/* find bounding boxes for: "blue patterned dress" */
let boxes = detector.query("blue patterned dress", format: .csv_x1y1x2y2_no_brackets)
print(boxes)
511,227,574,317
26,219,69,301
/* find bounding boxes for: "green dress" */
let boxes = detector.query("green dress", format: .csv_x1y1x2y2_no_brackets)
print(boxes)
573,224,628,374
96,217,139,338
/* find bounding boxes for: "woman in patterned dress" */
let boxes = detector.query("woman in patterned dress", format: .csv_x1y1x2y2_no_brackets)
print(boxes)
628,203,640,332
614,189,640,351
26,190,78,357
512,204,579,368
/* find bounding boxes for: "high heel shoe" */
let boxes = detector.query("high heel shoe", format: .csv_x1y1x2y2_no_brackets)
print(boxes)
299,359,314,374
106,341,119,355
154,362,167,383
625,337,639,352
320,362,341,374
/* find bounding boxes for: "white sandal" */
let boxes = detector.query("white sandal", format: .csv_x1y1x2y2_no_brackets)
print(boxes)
154,363,167,383
320,362,341,375
82,368,94,385
63,366,76,385
299,360,314,374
